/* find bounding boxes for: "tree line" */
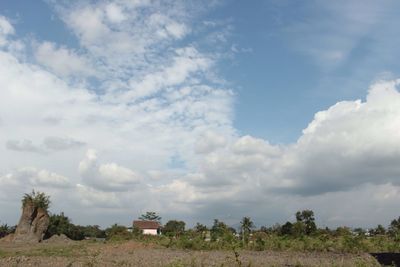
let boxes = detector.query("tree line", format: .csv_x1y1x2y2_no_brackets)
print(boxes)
3,191,400,252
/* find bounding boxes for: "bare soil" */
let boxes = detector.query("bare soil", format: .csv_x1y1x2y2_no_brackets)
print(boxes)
0,240,380,266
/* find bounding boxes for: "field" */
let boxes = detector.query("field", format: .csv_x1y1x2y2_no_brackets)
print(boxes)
0,239,380,267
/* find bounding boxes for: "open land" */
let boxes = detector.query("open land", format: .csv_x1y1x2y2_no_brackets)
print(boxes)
0,240,380,267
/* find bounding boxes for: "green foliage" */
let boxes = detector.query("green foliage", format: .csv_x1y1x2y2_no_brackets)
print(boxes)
193,222,208,240
370,224,386,236
240,217,254,245
389,216,400,237
22,190,51,211
45,212,91,240
194,222,207,233
81,225,106,238
0,223,15,238
280,222,293,236
334,226,352,237
139,211,161,222
163,220,185,237
105,224,131,241
211,219,230,242
295,210,317,235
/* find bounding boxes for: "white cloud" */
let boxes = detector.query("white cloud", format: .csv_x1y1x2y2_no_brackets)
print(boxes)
76,184,121,208
79,149,141,192
0,167,72,209
177,80,400,199
3,0,400,229
105,3,126,24
119,46,212,101
0,15,14,47
195,131,227,154
35,41,96,78
6,137,85,153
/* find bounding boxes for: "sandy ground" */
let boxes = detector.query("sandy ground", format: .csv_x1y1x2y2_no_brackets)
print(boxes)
0,239,380,266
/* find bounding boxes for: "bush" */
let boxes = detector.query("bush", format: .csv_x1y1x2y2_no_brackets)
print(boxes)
105,224,132,241
0,224,15,238
22,190,51,211
45,212,85,240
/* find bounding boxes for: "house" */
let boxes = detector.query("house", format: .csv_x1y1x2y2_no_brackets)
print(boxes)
133,220,162,235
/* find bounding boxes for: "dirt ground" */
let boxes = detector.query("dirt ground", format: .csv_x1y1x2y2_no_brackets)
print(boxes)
0,239,380,266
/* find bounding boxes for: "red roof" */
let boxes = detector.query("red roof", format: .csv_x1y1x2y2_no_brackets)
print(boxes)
133,220,161,229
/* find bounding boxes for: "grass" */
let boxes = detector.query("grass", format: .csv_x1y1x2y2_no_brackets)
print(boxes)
0,249,9,258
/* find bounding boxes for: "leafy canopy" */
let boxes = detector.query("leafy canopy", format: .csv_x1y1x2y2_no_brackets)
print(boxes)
22,190,51,211
139,211,161,222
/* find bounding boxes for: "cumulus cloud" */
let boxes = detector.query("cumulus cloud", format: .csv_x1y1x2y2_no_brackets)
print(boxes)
0,167,72,204
0,15,14,47
195,131,227,154
34,41,96,78
120,47,212,101
2,0,400,228
6,137,85,153
171,80,400,201
6,139,43,153
79,149,141,192
274,80,400,195
43,137,86,151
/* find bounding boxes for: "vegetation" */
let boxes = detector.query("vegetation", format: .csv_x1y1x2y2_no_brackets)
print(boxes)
240,217,254,245
139,211,162,222
163,220,185,237
110,210,400,254
4,191,400,257
45,212,105,241
0,223,15,238
105,224,130,241
22,190,51,211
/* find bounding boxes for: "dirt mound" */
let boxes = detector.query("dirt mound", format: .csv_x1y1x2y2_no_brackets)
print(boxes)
13,201,49,243
0,233,14,242
43,234,73,244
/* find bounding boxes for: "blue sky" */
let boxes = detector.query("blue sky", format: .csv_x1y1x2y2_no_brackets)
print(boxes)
1,0,398,143
1,0,400,228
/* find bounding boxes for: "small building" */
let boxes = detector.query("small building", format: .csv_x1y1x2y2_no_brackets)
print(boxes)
133,220,162,235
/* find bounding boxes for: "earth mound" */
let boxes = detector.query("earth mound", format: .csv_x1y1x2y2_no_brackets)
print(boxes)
13,201,49,243
43,234,73,244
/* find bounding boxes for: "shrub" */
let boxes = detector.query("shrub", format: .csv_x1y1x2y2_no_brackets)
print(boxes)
22,190,51,211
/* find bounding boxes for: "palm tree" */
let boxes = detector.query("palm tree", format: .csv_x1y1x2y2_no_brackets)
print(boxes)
240,217,254,245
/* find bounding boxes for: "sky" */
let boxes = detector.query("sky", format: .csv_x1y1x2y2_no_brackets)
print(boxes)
1,0,400,229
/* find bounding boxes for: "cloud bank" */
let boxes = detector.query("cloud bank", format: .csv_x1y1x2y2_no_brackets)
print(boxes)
1,1,400,228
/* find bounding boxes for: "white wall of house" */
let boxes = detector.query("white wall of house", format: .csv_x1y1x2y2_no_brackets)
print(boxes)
142,229,158,235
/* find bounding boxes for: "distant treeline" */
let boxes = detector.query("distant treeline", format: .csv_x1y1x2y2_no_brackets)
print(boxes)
3,209,400,253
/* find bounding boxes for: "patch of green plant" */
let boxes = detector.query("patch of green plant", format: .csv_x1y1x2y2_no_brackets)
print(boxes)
20,244,84,257
0,249,10,258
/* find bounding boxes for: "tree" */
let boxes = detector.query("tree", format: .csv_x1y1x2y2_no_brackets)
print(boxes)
163,220,185,237
388,216,400,237
194,223,208,239
211,219,229,241
194,223,207,233
0,223,13,238
295,210,317,235
22,190,51,211
353,228,366,236
334,226,352,237
370,224,386,236
139,211,161,222
280,222,293,236
45,212,85,240
240,217,254,244
105,224,131,240
81,225,106,238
